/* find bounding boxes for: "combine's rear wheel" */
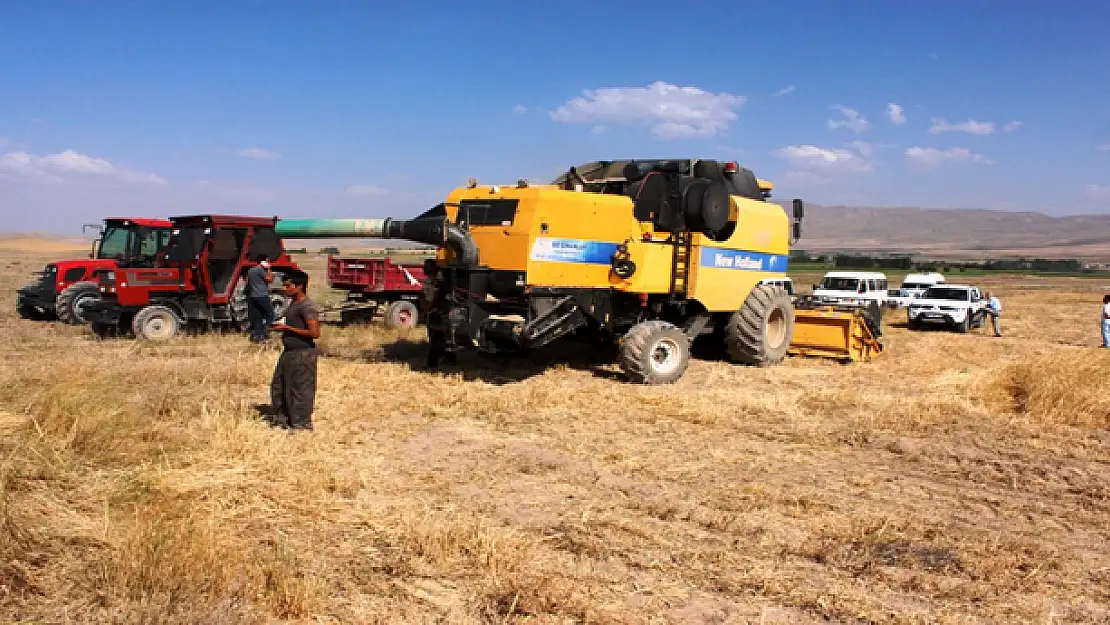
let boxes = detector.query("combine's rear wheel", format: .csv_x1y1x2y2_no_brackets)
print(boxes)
383,300,419,329
132,305,182,341
619,320,691,384
55,281,101,325
726,284,794,366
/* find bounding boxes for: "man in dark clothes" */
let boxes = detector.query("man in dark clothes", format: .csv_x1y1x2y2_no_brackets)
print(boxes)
245,254,274,343
268,273,320,431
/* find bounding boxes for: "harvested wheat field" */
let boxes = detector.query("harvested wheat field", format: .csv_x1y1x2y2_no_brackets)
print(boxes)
2,248,1109,624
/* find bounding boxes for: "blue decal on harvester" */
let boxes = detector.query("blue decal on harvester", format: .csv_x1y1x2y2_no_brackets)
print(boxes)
699,247,789,272
530,237,621,265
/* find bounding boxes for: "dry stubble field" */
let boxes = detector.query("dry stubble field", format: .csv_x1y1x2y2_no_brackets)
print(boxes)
1,243,1109,624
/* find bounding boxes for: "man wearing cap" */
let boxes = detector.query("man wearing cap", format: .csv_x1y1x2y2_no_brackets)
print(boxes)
246,254,274,343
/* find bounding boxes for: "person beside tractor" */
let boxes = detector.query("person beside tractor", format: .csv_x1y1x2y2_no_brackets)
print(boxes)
418,257,455,369
267,273,320,431
246,254,275,343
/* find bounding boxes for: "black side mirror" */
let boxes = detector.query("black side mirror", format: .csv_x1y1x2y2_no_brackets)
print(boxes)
792,198,805,220
792,221,802,241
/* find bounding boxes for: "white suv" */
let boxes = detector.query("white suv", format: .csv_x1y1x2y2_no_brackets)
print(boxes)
811,271,889,309
907,284,985,333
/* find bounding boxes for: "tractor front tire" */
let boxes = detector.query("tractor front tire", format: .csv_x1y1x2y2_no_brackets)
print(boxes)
55,281,101,325
383,300,419,329
726,284,794,366
131,305,182,341
619,320,691,385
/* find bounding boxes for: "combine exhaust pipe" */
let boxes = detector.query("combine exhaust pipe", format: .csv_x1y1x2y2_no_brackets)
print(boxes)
274,215,479,267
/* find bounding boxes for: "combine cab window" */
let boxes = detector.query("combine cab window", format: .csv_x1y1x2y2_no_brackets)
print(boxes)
98,227,130,259
456,199,519,226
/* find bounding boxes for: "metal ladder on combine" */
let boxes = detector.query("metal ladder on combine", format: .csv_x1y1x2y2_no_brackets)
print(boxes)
670,230,693,299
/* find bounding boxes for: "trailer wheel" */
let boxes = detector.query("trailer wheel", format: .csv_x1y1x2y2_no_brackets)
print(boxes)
726,284,794,366
383,300,419,329
55,281,101,325
619,320,691,384
131,305,182,341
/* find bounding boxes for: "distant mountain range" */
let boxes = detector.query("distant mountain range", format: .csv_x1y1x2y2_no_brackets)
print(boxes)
773,203,1110,260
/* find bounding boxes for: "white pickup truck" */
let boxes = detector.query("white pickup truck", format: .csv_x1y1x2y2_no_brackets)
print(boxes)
906,284,986,333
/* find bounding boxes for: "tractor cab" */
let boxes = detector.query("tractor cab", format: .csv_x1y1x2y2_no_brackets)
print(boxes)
92,218,174,268
161,215,294,302
86,214,304,340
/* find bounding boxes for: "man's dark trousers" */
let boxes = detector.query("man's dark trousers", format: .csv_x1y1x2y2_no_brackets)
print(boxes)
247,296,273,340
270,347,317,429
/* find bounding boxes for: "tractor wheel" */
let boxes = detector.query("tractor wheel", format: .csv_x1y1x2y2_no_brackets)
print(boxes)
229,281,250,331
618,320,691,385
55,281,101,325
131,305,182,341
725,284,794,366
383,300,419,329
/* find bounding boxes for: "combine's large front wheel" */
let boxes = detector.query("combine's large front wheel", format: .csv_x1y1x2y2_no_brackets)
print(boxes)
55,282,101,325
619,320,691,385
726,284,794,366
132,305,182,341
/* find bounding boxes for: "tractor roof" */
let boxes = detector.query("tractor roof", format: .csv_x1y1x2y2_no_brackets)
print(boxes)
104,217,173,228
169,214,280,228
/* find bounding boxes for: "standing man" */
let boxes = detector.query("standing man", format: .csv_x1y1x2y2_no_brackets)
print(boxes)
268,273,320,431
1101,293,1110,348
985,291,1002,337
245,254,274,343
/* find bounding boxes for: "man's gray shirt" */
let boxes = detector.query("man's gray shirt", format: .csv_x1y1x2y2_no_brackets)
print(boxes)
246,265,270,297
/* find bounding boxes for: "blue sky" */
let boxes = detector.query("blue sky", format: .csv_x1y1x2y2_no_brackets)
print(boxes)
2,0,1110,233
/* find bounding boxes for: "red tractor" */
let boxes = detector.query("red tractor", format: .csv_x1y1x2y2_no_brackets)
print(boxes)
83,214,304,341
16,217,173,324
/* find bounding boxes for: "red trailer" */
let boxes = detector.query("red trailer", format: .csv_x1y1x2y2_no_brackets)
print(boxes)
325,253,433,328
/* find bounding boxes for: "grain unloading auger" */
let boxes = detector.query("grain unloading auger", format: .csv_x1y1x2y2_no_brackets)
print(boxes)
275,158,883,383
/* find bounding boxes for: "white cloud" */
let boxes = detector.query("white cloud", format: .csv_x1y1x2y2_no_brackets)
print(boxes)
827,105,870,133
1003,120,1023,132
512,104,528,115
236,147,281,160
775,85,796,97
848,140,873,158
777,143,873,172
928,118,995,135
905,146,992,167
1095,144,1110,152
887,103,906,125
549,81,747,140
589,125,607,135
344,184,390,197
0,149,166,184
1086,184,1110,200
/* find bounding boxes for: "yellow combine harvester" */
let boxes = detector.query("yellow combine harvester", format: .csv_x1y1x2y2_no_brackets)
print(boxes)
276,158,882,383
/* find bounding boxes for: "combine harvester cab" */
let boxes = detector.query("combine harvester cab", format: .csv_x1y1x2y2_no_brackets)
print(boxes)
16,218,172,325
275,158,883,384
84,215,303,340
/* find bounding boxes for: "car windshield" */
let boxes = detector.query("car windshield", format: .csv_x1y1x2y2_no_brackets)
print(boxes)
97,226,130,259
920,287,969,301
819,277,859,291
